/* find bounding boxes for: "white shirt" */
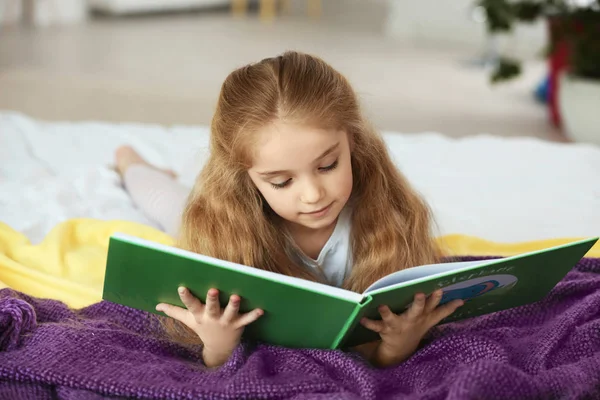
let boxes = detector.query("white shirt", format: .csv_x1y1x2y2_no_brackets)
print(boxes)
287,207,353,287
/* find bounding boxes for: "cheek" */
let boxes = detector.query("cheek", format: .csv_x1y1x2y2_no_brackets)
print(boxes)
256,184,293,213
254,184,275,204
336,161,354,198
249,178,276,208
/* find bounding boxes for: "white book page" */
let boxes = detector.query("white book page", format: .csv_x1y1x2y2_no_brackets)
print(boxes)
363,260,484,294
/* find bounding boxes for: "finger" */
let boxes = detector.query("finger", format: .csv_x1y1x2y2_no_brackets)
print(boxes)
178,287,204,316
234,308,264,329
205,288,221,318
156,303,193,327
406,293,427,319
378,305,396,324
431,299,464,325
425,289,443,313
360,317,385,333
222,294,241,323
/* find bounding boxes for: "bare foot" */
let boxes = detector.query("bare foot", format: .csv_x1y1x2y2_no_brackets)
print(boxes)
114,145,177,179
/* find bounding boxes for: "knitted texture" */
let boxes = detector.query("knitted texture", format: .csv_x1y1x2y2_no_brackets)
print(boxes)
1,257,600,399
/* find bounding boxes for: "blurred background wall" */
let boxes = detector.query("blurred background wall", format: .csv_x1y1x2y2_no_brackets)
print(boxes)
0,0,565,140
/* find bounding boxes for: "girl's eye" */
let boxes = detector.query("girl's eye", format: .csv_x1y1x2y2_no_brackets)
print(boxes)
319,159,338,172
270,179,291,189
268,159,337,189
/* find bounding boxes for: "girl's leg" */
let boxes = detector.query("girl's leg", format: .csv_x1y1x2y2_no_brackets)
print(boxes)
116,146,190,237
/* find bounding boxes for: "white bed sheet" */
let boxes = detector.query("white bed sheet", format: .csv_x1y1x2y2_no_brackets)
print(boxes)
1,111,599,244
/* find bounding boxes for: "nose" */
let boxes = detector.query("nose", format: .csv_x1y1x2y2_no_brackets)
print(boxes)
300,177,324,204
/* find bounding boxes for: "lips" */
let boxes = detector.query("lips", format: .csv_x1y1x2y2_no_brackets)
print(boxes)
304,203,332,215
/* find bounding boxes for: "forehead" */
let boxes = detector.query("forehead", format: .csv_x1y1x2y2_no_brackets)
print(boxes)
251,122,345,170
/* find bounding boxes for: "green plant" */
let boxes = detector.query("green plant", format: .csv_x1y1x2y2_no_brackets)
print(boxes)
476,0,600,82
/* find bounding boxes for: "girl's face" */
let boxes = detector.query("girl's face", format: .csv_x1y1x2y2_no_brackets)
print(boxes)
248,121,353,234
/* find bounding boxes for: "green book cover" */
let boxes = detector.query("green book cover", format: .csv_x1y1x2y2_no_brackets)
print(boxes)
102,234,597,350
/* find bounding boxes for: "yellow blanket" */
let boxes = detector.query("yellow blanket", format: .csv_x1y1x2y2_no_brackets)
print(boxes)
0,219,174,309
1,219,598,309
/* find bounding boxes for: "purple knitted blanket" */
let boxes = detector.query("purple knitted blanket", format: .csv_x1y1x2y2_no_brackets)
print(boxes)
1,256,600,400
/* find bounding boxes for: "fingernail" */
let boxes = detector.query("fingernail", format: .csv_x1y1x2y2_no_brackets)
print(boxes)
155,305,163,312
208,288,218,297
178,287,186,295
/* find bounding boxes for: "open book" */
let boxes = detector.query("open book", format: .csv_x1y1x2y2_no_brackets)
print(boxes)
102,234,597,349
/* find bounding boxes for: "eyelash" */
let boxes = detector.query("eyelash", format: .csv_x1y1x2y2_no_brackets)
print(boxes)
321,159,339,172
270,159,339,190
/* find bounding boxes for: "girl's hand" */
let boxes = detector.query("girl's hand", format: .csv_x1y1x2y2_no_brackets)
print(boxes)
360,289,463,367
156,287,263,368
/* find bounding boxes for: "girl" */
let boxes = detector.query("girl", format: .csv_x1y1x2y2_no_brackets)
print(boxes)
115,51,463,369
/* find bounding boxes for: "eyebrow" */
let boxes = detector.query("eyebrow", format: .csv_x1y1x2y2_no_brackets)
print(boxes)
258,142,340,177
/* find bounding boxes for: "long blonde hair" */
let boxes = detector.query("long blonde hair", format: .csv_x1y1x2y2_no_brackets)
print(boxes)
168,51,442,343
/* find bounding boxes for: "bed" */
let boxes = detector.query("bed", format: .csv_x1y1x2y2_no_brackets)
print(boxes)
1,110,600,399
2,110,599,244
